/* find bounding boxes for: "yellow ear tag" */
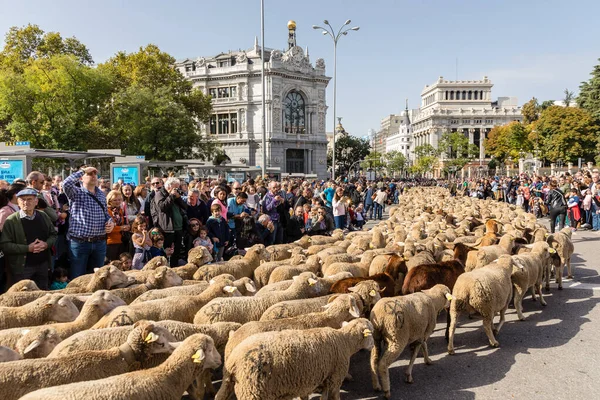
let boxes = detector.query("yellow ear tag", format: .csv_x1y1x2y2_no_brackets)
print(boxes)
363,329,372,337
191,349,205,363
145,332,159,343
224,286,237,293
445,293,453,301
369,290,377,297
548,248,556,254
308,278,317,286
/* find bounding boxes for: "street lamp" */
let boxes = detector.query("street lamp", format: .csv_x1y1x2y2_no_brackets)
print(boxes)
313,19,360,181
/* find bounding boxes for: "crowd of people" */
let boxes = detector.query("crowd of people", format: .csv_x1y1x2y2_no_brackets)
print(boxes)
0,165,595,294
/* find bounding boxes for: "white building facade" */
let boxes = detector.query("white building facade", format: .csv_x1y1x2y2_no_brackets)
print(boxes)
385,104,416,160
411,76,523,161
175,22,331,178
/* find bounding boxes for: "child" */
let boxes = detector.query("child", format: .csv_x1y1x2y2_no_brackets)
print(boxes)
567,188,581,230
119,253,133,271
206,203,229,262
354,203,366,230
131,215,152,270
193,226,214,253
50,267,69,290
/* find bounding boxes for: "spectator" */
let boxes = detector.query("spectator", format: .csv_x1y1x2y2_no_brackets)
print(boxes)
131,215,152,270
332,187,348,230
184,218,203,253
373,187,388,220
364,183,375,220
49,267,69,290
63,167,115,279
121,184,141,224
151,177,188,267
244,185,261,214
206,204,229,261
106,190,130,261
25,171,58,223
134,185,148,217
193,226,214,254
186,189,209,225
309,206,335,235
211,188,229,222
0,188,57,290
119,253,133,272
0,183,24,231
255,214,275,246
144,177,163,228
262,181,286,244
227,191,249,245
286,205,306,242
545,180,567,233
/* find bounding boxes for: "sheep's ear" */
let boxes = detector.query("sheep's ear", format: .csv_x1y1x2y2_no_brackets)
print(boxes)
209,279,216,285
144,331,160,343
292,276,298,281
445,293,453,301
23,339,41,354
93,268,100,273
287,249,293,253
341,321,349,328
154,271,165,279
245,282,256,293
347,287,358,293
192,349,205,363
368,289,377,297
75,295,91,303
349,304,361,318
307,278,318,286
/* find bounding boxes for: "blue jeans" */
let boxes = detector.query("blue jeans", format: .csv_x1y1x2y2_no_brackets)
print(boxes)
364,203,374,219
69,239,107,279
334,215,346,230
593,210,600,231
374,203,383,220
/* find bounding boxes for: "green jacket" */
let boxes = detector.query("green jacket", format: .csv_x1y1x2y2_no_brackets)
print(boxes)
0,211,57,274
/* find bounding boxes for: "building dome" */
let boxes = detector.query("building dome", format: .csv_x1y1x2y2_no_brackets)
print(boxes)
287,20,297,30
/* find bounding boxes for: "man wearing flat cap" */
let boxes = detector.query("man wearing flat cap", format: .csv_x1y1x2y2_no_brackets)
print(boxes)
0,188,57,290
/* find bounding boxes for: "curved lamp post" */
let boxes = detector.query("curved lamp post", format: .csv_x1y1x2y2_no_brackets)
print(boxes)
312,20,359,181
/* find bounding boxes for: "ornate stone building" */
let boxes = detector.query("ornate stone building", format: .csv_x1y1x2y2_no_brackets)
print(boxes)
385,102,416,161
175,21,330,178
411,76,523,161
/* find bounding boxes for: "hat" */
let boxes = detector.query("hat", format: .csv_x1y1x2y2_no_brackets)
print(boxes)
16,188,38,198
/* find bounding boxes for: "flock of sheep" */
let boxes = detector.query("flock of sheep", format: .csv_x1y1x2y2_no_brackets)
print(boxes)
0,187,576,400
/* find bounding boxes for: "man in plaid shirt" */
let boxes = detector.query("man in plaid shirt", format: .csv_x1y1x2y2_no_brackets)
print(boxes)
63,167,115,279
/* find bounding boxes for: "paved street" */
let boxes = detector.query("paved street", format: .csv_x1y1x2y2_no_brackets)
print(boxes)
337,217,600,400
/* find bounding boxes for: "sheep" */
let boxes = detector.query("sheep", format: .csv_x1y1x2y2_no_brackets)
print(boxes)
107,266,184,304
259,295,336,320
224,294,361,361
255,271,353,298
65,265,136,292
405,250,437,270
372,226,387,248
0,293,80,329
547,228,575,290
20,333,222,400
323,261,368,278
263,243,302,261
171,263,201,280
194,272,324,325
0,346,20,363
216,318,374,400
130,274,237,303
322,253,360,269
370,284,451,397
464,234,515,271
188,245,215,267
193,244,268,281
0,321,176,400
14,327,61,359
447,255,516,354
0,291,89,309
511,241,554,320
92,280,241,328
140,256,169,270
6,280,39,292
330,263,398,298
0,290,126,351
266,255,322,284
252,252,308,288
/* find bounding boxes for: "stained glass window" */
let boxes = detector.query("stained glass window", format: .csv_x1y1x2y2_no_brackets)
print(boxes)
283,90,306,134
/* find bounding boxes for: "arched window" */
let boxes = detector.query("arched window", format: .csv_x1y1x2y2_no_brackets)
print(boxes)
474,91,478,100
462,91,466,100
450,91,454,100
468,91,472,100
283,90,306,134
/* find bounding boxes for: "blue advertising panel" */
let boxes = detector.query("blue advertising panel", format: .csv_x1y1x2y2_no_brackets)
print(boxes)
0,159,24,182
112,165,139,186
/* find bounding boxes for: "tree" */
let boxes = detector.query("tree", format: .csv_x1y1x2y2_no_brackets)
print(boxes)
484,121,532,162
531,106,600,163
563,89,574,107
438,131,479,170
0,24,93,69
522,97,539,124
383,151,407,176
412,144,439,176
539,100,555,111
0,55,112,149
578,58,600,119
328,134,371,176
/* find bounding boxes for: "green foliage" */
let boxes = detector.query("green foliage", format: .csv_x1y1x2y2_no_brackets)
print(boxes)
484,121,532,162
361,151,384,169
383,151,407,175
0,24,93,69
328,134,371,176
438,131,479,170
412,144,439,176
539,100,555,111
521,97,539,124
578,58,600,119
563,89,574,107
532,105,599,163
413,144,439,158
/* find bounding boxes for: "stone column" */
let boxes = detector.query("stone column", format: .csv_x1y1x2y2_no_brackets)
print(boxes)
479,128,486,160
568,162,573,174
468,128,474,145
550,163,555,176
506,165,510,176
518,158,524,174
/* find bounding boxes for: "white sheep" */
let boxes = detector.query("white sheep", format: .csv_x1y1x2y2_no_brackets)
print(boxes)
448,254,516,354
370,284,451,398
20,333,222,400
64,265,136,292
0,346,20,363
0,321,176,400
266,255,322,284
464,234,515,271
546,228,575,290
216,318,374,400
130,274,237,303
107,266,184,304
251,252,307,288
193,272,323,325
6,280,39,292
14,327,61,359
193,244,268,280
0,293,79,329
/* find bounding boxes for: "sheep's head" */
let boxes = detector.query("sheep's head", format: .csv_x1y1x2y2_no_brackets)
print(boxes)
147,266,184,288
348,280,382,313
142,256,169,270
0,346,21,362
341,318,374,351
86,290,127,316
42,294,80,323
129,320,178,359
291,272,322,296
7,279,40,292
97,265,134,289
178,333,222,370
188,246,214,267
16,327,61,358
324,294,361,321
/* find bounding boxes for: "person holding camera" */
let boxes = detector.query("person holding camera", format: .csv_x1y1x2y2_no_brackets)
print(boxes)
150,177,187,267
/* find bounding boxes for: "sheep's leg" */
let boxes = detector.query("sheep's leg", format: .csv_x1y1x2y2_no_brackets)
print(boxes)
567,256,573,279
530,285,537,301
444,309,450,342
447,300,459,355
483,315,500,347
544,263,551,292
420,340,432,365
320,376,343,400
556,260,563,290
370,339,382,391
378,341,404,399
513,285,526,321
537,282,547,306
405,342,421,384
214,372,235,400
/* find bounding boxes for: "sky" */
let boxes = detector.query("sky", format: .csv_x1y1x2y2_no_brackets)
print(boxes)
0,0,599,137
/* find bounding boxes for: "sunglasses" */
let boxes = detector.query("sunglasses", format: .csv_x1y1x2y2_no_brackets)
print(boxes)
151,182,161,186
190,223,200,227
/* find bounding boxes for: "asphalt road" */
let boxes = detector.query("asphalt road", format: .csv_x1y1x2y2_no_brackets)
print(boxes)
335,217,600,400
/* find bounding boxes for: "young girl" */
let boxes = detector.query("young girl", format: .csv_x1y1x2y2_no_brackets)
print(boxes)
119,253,133,271
50,267,69,290
150,232,174,260
193,226,214,253
206,204,229,261
131,215,152,270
